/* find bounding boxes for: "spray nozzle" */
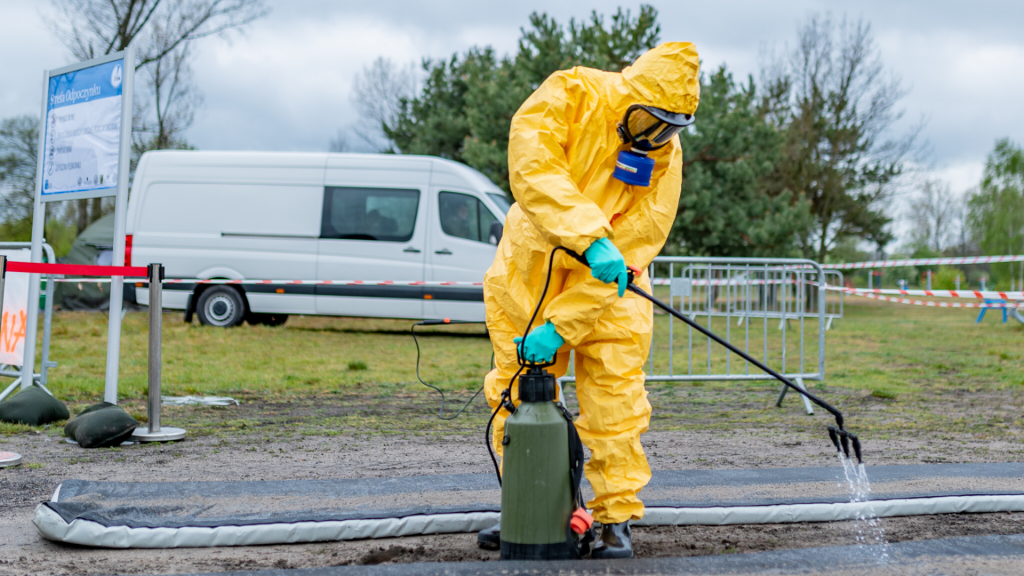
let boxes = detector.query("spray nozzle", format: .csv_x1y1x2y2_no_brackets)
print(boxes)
849,432,863,465
827,426,864,464
828,426,841,453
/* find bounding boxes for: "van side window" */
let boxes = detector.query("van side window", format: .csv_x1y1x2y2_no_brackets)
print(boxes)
439,191,499,244
321,187,420,242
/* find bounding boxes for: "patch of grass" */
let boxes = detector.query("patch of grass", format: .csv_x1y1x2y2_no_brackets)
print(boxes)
2,302,1021,441
0,421,34,435
871,388,898,400
25,462,43,469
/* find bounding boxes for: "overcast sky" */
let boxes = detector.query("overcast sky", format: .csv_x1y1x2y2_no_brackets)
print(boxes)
2,0,1023,233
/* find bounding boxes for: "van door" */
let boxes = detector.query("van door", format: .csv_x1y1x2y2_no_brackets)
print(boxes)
425,188,500,320
316,184,427,318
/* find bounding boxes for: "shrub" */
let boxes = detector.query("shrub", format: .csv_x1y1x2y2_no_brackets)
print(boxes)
933,266,967,290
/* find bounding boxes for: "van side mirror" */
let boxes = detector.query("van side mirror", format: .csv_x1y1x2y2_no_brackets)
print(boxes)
489,221,504,245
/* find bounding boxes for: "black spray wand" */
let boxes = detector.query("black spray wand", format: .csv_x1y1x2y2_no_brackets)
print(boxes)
566,251,862,463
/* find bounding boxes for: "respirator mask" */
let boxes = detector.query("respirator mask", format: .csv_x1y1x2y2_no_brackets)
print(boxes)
613,104,695,186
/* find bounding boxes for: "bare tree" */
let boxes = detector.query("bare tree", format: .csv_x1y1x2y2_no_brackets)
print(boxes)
44,0,267,226
906,179,956,252
761,13,923,261
132,41,202,165
0,116,40,228
46,0,267,69
349,57,416,151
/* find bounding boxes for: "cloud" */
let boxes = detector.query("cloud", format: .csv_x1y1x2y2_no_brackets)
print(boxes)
0,3,68,116
4,0,1022,217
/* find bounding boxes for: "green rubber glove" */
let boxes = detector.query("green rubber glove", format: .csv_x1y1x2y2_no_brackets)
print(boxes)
584,238,628,297
513,321,565,364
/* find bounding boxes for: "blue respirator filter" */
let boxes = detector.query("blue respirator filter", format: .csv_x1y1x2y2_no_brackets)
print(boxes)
612,150,655,187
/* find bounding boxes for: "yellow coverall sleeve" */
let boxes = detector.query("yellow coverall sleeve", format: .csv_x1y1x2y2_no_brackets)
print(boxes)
507,71,613,256
546,147,683,347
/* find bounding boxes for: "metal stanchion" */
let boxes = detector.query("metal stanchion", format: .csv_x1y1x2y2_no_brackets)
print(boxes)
132,263,185,442
0,256,20,468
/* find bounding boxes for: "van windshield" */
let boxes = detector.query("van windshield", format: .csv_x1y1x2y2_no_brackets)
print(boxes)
487,193,512,215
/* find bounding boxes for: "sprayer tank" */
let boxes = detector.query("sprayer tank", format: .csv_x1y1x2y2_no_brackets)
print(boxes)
499,400,574,559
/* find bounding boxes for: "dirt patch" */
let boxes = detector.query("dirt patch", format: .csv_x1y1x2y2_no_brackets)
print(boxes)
637,512,1024,558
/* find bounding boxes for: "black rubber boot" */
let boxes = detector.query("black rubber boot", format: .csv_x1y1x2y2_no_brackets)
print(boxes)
591,521,633,559
477,521,500,550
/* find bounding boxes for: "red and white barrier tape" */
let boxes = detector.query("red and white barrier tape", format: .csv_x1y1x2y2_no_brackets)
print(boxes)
822,285,1024,300
847,291,1022,308
650,278,792,287
53,277,796,287
822,255,1024,270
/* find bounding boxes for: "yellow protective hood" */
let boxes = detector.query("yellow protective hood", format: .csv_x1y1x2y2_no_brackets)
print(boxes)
618,42,700,116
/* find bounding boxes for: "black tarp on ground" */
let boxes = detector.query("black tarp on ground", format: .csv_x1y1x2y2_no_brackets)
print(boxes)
41,463,1024,528
32,463,1024,549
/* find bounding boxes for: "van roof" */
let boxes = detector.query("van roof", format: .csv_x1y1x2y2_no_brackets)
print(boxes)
134,150,501,192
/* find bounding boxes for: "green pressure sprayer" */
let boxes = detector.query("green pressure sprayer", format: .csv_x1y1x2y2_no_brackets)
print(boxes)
486,248,594,561
498,363,592,559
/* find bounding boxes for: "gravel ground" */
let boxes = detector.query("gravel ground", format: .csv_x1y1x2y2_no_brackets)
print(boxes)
3,427,1024,575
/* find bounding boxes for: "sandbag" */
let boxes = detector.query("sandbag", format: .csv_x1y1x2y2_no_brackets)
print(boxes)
0,385,70,426
64,402,139,448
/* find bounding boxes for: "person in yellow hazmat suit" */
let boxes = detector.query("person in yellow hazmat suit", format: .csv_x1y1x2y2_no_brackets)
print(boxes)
477,42,700,559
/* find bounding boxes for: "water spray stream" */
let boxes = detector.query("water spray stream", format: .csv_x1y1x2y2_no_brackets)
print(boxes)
835,444,890,563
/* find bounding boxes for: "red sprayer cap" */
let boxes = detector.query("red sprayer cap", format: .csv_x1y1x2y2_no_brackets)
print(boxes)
570,508,593,534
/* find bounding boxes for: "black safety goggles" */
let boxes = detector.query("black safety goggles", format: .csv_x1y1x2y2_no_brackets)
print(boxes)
617,104,695,151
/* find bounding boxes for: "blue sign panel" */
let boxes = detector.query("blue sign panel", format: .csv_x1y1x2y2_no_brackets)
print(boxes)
42,59,124,197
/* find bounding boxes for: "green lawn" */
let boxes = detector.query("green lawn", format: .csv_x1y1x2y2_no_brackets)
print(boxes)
1,298,1022,439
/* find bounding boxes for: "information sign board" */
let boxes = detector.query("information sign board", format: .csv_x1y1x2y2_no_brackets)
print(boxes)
41,59,124,198
26,47,134,402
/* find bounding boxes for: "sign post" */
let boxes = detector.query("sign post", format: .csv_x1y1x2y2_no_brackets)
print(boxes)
30,47,134,403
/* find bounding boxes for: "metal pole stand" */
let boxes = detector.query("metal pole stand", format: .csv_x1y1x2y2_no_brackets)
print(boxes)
0,450,22,468
775,376,815,415
132,264,185,442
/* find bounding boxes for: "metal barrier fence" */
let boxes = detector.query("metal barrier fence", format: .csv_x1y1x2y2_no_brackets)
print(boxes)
0,242,58,402
655,266,844,332
824,270,844,328
645,257,828,385
561,257,832,414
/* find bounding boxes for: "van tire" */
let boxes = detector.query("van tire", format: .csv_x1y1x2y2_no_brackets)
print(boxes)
196,286,246,327
247,313,288,327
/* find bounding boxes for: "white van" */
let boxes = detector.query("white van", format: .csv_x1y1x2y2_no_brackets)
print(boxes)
126,150,509,326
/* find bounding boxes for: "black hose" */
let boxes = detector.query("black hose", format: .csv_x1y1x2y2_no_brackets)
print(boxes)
411,321,488,420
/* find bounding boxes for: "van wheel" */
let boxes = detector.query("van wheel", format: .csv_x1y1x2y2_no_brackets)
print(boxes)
247,313,289,327
196,287,246,327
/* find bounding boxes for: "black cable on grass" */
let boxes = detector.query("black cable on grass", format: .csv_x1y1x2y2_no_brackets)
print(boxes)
411,320,489,420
